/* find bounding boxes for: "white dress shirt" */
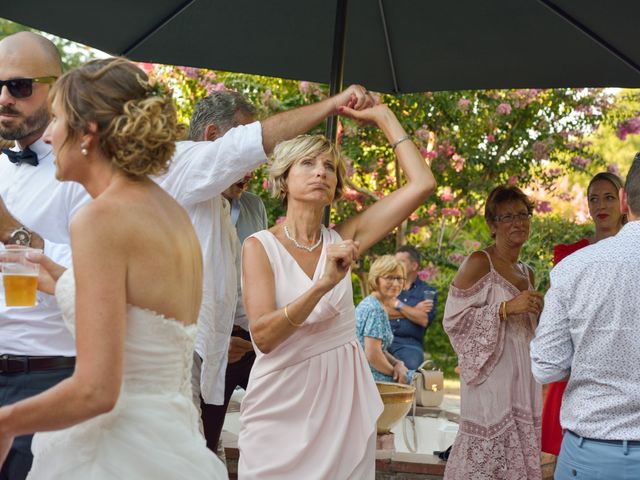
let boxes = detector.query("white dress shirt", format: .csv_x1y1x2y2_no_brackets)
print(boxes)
0,139,90,356
531,221,640,440
154,122,266,404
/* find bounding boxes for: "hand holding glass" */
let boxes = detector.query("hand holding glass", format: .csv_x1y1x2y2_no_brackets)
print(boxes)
1,247,42,307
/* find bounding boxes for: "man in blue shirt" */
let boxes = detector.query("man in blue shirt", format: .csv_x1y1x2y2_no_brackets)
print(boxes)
387,245,437,370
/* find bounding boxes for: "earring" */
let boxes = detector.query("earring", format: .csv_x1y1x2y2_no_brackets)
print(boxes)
80,142,88,156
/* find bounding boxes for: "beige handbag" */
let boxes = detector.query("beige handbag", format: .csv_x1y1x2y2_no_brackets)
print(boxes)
413,361,444,407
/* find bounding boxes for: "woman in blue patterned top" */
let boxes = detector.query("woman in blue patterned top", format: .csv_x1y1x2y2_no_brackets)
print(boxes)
356,255,413,384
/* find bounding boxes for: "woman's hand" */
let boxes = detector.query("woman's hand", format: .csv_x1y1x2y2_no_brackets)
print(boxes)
338,103,393,128
506,290,545,316
25,251,66,295
393,361,409,385
317,240,360,291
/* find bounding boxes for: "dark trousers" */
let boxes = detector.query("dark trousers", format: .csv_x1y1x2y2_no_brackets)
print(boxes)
0,367,74,480
200,328,255,453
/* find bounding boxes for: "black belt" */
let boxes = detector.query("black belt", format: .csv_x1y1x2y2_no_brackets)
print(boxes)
568,430,640,446
0,355,76,374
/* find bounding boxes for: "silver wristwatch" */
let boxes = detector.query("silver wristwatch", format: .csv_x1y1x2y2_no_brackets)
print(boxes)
8,226,33,246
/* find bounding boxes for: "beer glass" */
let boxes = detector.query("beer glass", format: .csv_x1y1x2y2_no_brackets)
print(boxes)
1,246,41,307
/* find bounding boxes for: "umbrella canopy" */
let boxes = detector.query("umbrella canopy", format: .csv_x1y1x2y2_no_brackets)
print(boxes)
1,0,640,94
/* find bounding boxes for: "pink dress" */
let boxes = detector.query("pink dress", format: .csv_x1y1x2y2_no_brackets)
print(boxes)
238,226,382,479
443,251,541,480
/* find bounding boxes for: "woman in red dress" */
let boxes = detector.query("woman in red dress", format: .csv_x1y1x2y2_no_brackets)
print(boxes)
541,171,626,455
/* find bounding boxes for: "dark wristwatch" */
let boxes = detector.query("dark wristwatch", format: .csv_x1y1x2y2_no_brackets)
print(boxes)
8,226,33,246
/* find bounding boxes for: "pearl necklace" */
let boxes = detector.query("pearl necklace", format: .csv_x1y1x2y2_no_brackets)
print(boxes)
283,225,323,252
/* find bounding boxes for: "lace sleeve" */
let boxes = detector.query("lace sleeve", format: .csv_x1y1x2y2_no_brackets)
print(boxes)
443,279,506,386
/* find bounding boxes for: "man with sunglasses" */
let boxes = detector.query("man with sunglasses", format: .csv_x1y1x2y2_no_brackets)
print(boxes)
0,32,89,480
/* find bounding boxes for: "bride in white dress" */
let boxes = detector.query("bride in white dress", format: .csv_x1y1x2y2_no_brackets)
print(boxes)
0,58,226,479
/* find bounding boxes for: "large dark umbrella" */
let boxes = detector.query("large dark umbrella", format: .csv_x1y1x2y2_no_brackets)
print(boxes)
3,0,640,143
4,0,639,222
2,0,640,94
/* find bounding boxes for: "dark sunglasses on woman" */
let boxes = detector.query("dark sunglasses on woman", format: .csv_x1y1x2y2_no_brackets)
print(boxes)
0,76,57,99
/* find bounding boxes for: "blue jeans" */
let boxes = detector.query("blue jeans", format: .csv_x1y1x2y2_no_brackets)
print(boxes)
388,342,424,370
0,368,74,480
555,430,640,480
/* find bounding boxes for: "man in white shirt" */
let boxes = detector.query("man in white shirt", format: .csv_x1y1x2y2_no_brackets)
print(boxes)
531,156,640,479
0,32,90,479
155,87,372,454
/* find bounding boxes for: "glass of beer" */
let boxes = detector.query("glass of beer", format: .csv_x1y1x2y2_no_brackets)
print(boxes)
1,246,41,307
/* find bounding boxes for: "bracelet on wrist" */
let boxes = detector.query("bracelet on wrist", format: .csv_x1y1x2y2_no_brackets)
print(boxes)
391,135,410,151
500,301,508,321
284,304,304,328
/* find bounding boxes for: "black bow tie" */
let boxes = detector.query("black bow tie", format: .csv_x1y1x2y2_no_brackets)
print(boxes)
3,147,39,166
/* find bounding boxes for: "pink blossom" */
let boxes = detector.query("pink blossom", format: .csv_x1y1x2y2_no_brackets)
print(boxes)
451,154,465,173
532,139,552,161
385,175,396,184
507,175,518,186
449,253,466,264
427,204,437,217
345,158,355,177
262,179,271,190
496,103,512,115
342,188,360,201
276,216,286,224
464,239,481,250
298,81,312,94
180,66,200,79
465,206,475,218
409,212,419,221
419,147,437,160
439,187,454,203
418,266,439,282
457,98,471,111
138,62,155,73
571,156,590,169
616,117,640,140
206,82,226,94
441,207,461,217
536,200,552,213
607,163,622,177
411,225,421,234
546,168,562,177
415,127,430,141
486,134,495,143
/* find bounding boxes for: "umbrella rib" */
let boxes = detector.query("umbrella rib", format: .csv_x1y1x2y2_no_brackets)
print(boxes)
537,0,640,76
377,0,400,93
122,0,198,56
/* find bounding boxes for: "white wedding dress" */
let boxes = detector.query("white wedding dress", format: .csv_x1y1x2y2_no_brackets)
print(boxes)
27,270,227,479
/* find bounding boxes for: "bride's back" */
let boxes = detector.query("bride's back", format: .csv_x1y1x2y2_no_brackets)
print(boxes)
101,178,202,327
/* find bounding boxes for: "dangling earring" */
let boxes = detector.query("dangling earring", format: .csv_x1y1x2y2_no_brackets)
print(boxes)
80,142,88,156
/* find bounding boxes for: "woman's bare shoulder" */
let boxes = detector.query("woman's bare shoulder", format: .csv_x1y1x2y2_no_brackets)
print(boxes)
452,250,491,290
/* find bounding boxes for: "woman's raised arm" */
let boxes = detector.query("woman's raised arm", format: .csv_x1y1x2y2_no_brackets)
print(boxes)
335,104,436,254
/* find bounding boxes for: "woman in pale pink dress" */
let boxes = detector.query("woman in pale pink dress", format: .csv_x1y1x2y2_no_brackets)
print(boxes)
443,186,544,480
239,103,436,479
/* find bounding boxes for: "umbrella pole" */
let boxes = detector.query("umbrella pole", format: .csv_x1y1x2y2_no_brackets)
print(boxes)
323,0,349,226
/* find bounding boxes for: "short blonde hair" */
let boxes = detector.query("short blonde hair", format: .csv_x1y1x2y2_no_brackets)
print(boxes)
368,255,405,292
269,134,346,206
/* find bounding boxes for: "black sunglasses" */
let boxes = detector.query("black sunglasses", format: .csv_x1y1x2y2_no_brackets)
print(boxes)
0,76,57,99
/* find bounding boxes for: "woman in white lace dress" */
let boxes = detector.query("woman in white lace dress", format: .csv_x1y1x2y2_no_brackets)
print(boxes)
0,58,226,479
443,186,544,480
